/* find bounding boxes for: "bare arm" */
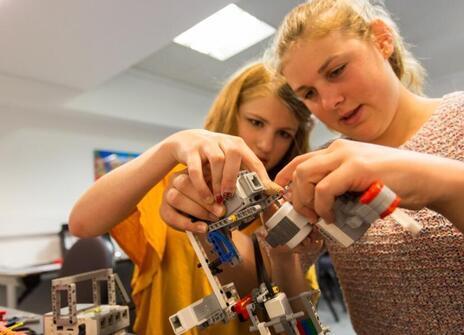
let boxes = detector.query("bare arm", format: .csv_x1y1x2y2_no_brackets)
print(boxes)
215,231,258,296
276,139,464,233
269,249,308,296
427,158,464,232
216,231,312,300
69,129,275,237
69,136,179,237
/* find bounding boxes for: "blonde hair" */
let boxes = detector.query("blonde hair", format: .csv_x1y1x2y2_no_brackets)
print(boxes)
271,0,426,94
204,62,313,176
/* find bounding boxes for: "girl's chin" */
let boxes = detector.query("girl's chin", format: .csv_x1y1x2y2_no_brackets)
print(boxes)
345,129,379,143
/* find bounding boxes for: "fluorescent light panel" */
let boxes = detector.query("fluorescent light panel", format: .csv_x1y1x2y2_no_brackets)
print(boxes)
174,4,276,61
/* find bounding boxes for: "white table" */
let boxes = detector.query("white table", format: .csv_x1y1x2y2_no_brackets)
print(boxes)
0,305,43,333
0,263,61,308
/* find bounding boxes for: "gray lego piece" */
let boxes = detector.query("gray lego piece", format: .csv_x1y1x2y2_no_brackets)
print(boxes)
265,217,300,247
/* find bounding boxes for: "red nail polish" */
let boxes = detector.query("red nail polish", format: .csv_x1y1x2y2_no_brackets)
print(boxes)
223,192,233,200
215,195,224,204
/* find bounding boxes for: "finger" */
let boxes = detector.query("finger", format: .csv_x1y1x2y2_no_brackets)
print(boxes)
237,142,279,194
290,162,317,212
288,168,320,224
171,173,225,218
286,151,341,216
290,195,319,225
201,162,212,185
313,162,367,223
275,152,315,186
219,142,242,198
159,200,208,233
275,147,333,186
165,187,221,222
186,152,214,204
292,151,341,186
202,143,225,202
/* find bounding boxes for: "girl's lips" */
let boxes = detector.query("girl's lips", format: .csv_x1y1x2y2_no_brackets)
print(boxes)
340,105,363,126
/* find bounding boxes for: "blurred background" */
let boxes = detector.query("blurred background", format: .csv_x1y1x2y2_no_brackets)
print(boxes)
0,1,463,332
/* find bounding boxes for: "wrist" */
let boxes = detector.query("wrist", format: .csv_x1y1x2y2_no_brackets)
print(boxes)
428,160,464,222
141,138,177,182
158,133,180,167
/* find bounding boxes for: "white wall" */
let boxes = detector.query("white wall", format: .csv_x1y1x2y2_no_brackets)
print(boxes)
427,70,464,98
0,66,220,267
0,105,180,267
67,70,217,129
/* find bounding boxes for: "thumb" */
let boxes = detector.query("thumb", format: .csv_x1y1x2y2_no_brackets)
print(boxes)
240,152,281,194
275,153,312,186
263,180,283,195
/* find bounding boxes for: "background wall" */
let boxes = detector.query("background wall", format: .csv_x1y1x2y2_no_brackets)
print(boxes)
0,71,217,267
0,107,170,267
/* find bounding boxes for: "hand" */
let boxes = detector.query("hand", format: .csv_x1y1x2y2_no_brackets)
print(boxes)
160,170,226,233
275,139,453,224
164,129,281,206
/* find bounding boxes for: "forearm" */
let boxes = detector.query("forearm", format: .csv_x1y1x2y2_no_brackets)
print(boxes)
69,139,177,237
370,151,464,233
427,159,464,233
270,252,308,298
216,231,258,296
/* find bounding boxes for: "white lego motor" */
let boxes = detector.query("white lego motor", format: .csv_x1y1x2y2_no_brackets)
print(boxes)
264,202,312,249
264,182,422,249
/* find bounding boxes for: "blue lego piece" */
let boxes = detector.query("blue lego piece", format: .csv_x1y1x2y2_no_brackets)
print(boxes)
207,230,239,265
300,319,318,335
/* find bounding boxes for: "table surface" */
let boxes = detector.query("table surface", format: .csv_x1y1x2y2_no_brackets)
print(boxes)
0,306,43,334
0,263,61,277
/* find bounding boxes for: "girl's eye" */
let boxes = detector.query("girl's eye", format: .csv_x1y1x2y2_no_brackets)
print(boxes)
304,88,317,100
278,130,293,140
328,63,347,79
249,118,264,128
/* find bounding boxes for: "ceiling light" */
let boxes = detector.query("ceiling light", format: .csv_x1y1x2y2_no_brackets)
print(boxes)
173,4,275,61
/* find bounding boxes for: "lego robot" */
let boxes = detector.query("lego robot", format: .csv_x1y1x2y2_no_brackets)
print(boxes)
43,268,131,335
169,171,421,334
169,171,328,335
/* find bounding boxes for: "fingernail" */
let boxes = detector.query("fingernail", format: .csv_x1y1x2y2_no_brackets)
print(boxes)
196,223,208,233
215,195,224,204
282,192,292,201
264,182,282,195
307,213,319,224
222,192,233,200
213,204,225,218
209,213,219,221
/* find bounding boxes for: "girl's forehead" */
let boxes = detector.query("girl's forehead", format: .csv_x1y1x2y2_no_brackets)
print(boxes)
241,96,299,125
281,39,331,87
298,30,356,52
284,33,366,82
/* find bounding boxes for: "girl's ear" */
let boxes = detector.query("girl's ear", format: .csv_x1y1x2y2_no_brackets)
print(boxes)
370,19,394,59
